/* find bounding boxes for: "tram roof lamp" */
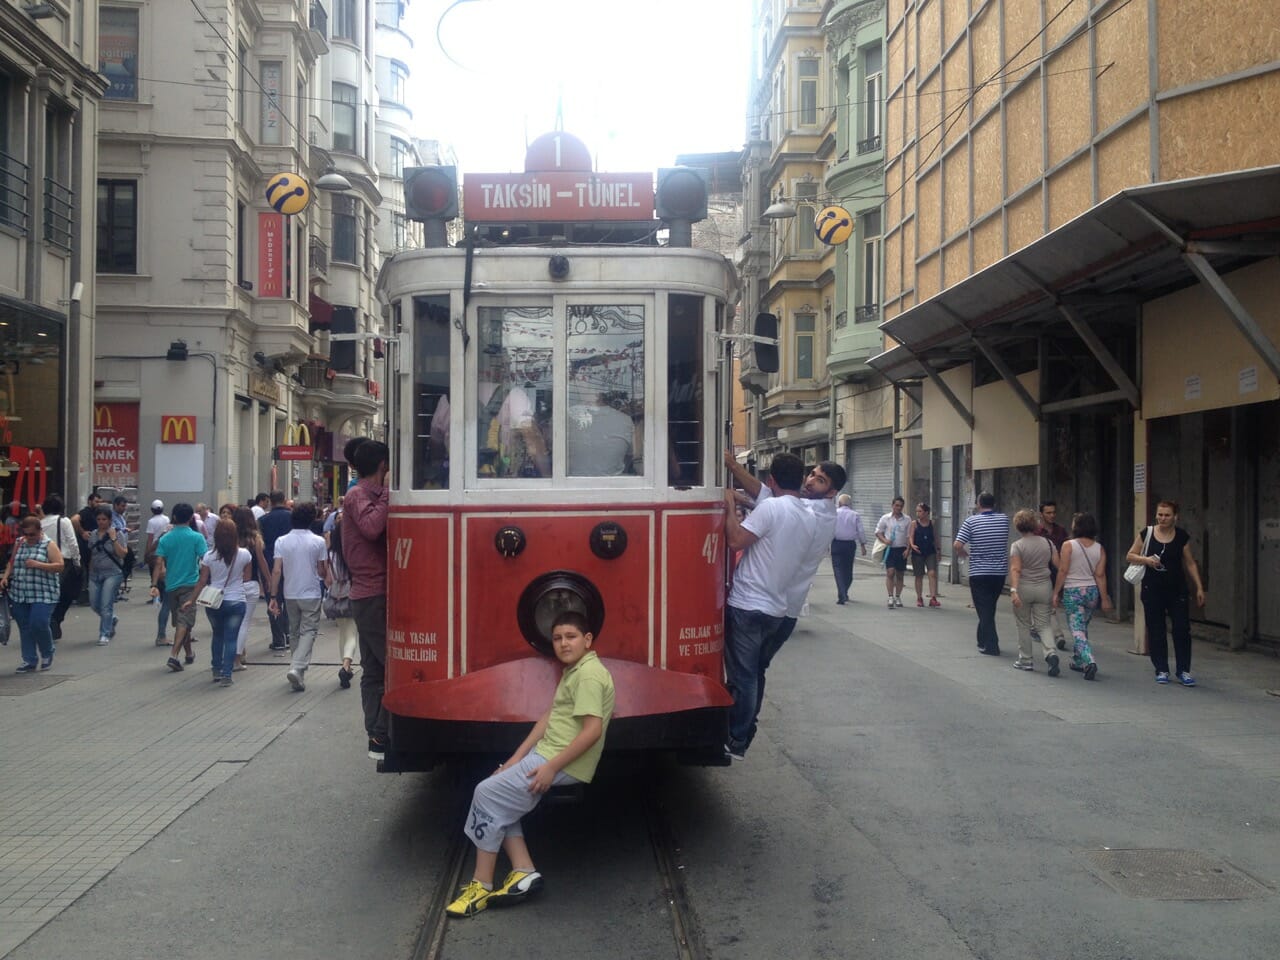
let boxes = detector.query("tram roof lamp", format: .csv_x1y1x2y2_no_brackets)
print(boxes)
166,340,189,362
315,168,353,192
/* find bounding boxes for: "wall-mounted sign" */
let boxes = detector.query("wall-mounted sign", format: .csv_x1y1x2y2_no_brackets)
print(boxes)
160,415,197,444
462,172,654,222
93,402,140,488
248,371,282,405
258,212,284,297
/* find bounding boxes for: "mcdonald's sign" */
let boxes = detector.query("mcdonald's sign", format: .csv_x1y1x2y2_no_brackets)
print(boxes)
94,402,139,487
276,421,313,461
160,415,197,444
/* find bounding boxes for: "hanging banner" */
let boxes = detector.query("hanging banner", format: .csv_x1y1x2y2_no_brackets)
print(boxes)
93,402,140,489
259,212,285,297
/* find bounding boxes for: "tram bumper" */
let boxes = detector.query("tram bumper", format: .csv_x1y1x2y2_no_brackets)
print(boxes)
381,657,733,772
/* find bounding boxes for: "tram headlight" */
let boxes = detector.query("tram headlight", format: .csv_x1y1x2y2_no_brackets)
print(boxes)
516,571,605,657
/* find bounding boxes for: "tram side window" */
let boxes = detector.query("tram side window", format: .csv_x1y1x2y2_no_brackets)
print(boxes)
668,294,704,487
477,306,553,479
566,304,644,477
414,295,451,489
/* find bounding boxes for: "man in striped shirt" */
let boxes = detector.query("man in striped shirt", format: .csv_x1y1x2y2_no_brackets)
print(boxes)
953,492,1011,656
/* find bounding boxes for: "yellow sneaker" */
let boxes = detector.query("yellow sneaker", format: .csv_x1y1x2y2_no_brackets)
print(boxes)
445,880,491,918
486,869,544,907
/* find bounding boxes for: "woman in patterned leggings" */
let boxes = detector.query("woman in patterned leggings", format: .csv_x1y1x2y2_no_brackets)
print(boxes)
1052,512,1113,681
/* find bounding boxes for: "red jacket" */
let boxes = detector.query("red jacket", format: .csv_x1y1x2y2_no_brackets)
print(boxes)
342,478,389,600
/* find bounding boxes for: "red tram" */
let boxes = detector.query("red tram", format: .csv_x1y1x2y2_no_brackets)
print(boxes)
375,134,740,771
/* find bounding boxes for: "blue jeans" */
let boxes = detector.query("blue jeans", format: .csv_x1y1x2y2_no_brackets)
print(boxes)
724,605,784,752
156,583,172,639
13,601,55,665
89,572,124,639
205,601,246,678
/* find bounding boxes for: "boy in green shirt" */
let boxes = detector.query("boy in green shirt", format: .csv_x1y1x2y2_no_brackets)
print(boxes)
446,611,615,918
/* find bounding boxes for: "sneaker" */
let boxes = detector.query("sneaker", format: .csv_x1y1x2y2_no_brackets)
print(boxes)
445,880,492,918
184,653,195,665
916,597,925,607
166,656,184,672
1046,653,1060,677
217,676,233,687
1177,671,1196,687
887,598,895,609
1155,671,1170,684
893,596,904,607
1069,661,1084,672
1055,637,1068,651
287,669,305,692
155,636,169,647
109,615,118,639
39,656,53,671
929,597,941,607
15,662,38,673
486,869,544,907
1013,657,1035,671
338,667,353,689
98,635,110,646
367,738,386,760
723,742,746,762
1083,661,1098,681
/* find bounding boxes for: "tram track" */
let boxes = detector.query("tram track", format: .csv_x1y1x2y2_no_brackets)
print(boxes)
409,776,708,960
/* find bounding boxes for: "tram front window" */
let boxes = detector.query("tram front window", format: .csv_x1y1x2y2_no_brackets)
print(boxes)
566,304,644,477
477,306,553,479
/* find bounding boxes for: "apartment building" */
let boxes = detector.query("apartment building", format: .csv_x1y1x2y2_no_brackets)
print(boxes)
873,0,1280,645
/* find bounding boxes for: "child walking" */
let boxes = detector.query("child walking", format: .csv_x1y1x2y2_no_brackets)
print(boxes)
446,611,615,918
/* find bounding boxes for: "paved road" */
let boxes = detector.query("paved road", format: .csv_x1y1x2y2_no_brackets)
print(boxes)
3,569,1278,959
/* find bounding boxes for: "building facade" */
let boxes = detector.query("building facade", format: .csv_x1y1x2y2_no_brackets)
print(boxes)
0,0,106,512
873,0,1280,646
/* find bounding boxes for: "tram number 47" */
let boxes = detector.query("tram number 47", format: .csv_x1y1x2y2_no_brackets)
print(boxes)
393,537,413,570
700,533,719,564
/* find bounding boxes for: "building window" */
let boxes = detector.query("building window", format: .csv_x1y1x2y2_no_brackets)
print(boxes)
237,42,248,126
858,209,881,322
392,211,407,250
795,182,818,252
794,313,815,380
799,58,819,126
332,82,357,152
297,79,307,152
387,60,408,105
99,7,139,101
333,0,357,41
44,109,72,249
390,137,411,177
332,195,356,263
0,72,25,231
861,45,883,151
97,179,137,273
236,200,246,286
260,61,283,144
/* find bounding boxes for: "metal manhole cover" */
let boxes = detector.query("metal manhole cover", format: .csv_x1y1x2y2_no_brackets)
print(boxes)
0,674,71,696
1081,848,1271,900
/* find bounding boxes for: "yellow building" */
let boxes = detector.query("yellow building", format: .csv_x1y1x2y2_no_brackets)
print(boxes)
872,0,1280,646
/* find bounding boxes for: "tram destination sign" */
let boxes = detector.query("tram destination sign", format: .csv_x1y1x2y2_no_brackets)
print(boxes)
462,172,654,222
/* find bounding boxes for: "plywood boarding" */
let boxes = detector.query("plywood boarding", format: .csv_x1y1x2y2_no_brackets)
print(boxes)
1006,189,1043,255
943,0,969,49
1096,115,1150,199
886,89,905,158
1045,0,1088,49
885,231,903,300
1094,0,1149,133
902,217,917,276
973,371,1040,469
1005,81,1044,195
923,363,973,450
917,165,942,252
886,159,904,226
1160,74,1280,180
887,26,907,91
1045,35,1091,167
843,384,896,434
902,144,917,218
971,213,1003,273
1047,153,1092,230
971,113,1002,215
943,46,971,133
905,69,918,148
943,146,971,237
888,0,908,29
1142,259,1280,419
1003,0,1043,74
917,250,942,301
919,0,943,72
1157,0,1280,90
943,236,972,290
970,9,1003,116
917,72,943,165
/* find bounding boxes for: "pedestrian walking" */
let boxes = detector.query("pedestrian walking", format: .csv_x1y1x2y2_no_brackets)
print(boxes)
875,497,912,608
953,492,1011,656
1052,512,1112,680
40,495,81,641
830,493,867,604
230,507,269,671
1125,499,1206,686
268,502,328,692
259,491,293,651
1008,508,1060,675
3,515,64,671
1035,501,1070,651
85,507,128,645
907,502,941,607
324,512,358,689
184,519,251,686
150,503,209,671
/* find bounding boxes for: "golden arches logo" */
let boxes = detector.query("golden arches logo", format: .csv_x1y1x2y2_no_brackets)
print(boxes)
284,422,312,447
161,415,197,443
94,405,113,429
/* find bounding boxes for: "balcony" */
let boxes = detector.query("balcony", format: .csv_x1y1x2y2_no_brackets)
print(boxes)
855,303,880,324
0,150,28,232
43,176,72,249
856,134,882,155
309,236,329,279
297,359,380,420
304,1,330,58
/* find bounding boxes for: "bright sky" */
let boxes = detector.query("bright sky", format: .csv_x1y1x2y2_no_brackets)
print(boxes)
403,0,753,174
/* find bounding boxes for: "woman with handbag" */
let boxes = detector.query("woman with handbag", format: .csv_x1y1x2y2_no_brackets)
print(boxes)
1125,500,1206,686
324,514,358,689
40,495,81,642
231,507,270,672
184,519,252,686
1051,512,1112,681
86,507,128,645
3,514,65,671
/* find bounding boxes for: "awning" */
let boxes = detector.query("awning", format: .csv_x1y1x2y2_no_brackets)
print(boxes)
308,293,333,329
869,165,1280,395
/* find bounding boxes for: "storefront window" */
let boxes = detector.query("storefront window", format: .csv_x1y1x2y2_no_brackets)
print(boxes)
476,306,552,479
0,307,63,515
566,304,644,477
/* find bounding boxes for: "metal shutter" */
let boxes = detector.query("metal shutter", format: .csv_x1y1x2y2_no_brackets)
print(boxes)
847,434,894,529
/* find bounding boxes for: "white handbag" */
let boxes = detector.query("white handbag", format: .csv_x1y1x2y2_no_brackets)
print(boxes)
1123,526,1153,585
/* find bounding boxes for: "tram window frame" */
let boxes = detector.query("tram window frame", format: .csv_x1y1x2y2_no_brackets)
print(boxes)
667,293,705,488
412,294,451,490
474,303,555,482
564,302,646,479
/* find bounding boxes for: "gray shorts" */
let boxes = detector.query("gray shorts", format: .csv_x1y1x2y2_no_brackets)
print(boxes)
170,586,197,629
463,753,579,853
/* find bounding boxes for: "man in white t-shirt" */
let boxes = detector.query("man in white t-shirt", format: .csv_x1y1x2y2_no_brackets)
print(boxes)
722,452,818,760
267,502,328,692
144,500,170,606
